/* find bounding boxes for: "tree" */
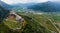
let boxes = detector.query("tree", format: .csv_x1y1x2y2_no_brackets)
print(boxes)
0,5,10,24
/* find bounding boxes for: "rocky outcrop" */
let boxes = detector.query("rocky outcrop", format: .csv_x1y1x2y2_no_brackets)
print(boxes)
9,11,24,22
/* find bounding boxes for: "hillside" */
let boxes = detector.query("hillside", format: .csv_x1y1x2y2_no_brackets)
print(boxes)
0,11,60,33
0,5,9,23
27,1,60,12
0,1,60,33
0,1,13,10
1,1,60,12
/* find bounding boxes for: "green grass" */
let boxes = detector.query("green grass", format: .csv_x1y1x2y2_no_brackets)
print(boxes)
0,12,60,33
3,18,23,29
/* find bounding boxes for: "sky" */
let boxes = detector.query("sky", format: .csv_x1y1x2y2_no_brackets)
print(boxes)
1,0,60,4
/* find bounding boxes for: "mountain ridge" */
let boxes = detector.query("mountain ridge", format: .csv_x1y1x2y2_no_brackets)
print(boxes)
27,1,60,12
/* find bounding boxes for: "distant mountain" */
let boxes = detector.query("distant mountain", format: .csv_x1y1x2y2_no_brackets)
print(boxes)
11,3,38,9
27,1,60,12
1,0,60,12
0,0,36,10
0,1,13,10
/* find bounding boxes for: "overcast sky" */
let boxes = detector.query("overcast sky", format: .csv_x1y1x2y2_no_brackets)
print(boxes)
1,0,60,4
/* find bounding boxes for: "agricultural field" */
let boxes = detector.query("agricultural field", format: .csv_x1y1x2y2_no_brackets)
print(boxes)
0,11,60,33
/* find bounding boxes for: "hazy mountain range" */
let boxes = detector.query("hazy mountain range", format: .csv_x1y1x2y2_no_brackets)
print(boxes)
0,1,13,10
0,1,60,12
28,1,60,12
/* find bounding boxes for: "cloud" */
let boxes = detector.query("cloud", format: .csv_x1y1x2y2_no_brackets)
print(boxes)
28,0,48,3
1,0,48,4
49,0,60,1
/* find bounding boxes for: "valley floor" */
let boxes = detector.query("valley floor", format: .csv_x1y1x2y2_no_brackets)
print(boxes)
0,12,60,33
